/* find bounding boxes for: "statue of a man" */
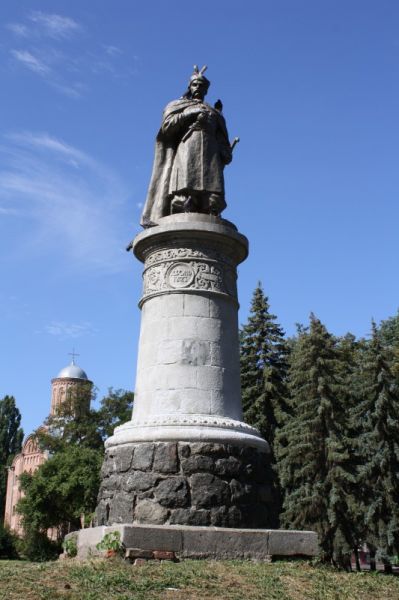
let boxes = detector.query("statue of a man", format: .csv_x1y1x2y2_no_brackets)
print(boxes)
141,66,233,227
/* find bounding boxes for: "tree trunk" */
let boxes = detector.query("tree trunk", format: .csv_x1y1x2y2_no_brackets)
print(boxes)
383,559,393,574
354,547,361,572
369,548,376,571
344,554,352,572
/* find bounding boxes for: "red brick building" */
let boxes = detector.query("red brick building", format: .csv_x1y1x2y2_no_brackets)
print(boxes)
4,359,92,535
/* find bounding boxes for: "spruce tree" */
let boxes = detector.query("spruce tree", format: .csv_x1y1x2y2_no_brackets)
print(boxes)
335,333,368,570
378,311,399,387
354,322,399,571
240,283,289,525
240,283,289,441
378,310,399,348
276,315,357,565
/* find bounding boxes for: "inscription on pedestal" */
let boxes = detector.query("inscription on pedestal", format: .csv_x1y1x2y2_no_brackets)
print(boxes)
168,263,196,288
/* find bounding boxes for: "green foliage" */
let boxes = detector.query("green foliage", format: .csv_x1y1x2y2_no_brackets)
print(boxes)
97,388,134,440
240,284,290,525
354,322,399,562
240,296,399,566
63,535,78,558
15,387,133,551
96,530,123,553
37,383,103,454
378,310,399,348
0,524,19,559
17,446,102,535
378,311,399,385
0,396,23,519
37,387,134,454
276,314,358,565
16,528,60,562
240,283,289,440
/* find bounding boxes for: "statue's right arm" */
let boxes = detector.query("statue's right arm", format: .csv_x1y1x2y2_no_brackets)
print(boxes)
161,107,201,139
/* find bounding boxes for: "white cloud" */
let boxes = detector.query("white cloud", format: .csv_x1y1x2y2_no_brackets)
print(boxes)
7,132,88,163
29,11,81,39
10,49,86,98
0,132,131,273
49,80,86,99
5,13,138,97
45,321,96,339
0,206,19,215
11,49,50,75
5,13,138,98
7,23,29,37
104,45,123,57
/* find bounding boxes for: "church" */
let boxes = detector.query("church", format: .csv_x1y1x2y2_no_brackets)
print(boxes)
3,357,92,535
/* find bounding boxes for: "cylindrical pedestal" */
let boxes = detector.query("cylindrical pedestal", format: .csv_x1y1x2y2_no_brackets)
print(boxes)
96,214,271,529
107,214,267,450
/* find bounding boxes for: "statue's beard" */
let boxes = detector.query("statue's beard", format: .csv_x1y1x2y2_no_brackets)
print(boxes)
192,91,204,100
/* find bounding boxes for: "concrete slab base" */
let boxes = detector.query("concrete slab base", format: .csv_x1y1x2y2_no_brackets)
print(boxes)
74,523,318,561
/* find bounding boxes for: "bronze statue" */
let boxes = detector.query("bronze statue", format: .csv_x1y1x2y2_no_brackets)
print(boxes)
141,66,237,228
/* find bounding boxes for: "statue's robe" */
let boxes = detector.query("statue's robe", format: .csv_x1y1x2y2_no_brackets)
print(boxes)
141,98,231,226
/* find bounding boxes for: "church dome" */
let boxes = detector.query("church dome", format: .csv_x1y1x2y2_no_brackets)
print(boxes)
56,361,88,380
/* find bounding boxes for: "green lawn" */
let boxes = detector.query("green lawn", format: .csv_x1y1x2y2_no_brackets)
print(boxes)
0,559,399,600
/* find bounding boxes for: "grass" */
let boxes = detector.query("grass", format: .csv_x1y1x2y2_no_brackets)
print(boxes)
1,558,399,600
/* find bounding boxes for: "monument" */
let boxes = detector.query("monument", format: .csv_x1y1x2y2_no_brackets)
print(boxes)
74,67,317,559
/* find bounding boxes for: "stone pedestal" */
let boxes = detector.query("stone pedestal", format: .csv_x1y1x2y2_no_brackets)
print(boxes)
96,441,272,528
96,214,270,529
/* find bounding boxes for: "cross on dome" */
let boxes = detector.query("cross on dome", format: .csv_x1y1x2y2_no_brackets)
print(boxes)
68,348,80,365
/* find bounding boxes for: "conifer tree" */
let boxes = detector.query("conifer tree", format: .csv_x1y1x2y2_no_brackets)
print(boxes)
335,333,368,570
240,283,289,441
276,315,357,565
378,311,399,386
0,396,23,518
378,311,399,348
240,283,289,525
354,322,399,571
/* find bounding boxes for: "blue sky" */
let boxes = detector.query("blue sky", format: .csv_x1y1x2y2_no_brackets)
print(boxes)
1,1,398,435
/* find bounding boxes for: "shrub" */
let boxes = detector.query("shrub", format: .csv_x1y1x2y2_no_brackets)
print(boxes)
18,529,61,562
96,531,123,555
0,525,19,559
63,534,78,558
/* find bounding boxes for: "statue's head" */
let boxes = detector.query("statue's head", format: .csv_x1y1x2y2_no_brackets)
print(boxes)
184,65,210,100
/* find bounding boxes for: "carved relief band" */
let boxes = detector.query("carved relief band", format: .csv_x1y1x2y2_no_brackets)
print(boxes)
141,249,237,304
131,214,248,307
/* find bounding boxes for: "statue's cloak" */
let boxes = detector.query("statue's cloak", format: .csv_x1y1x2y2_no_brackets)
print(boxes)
141,98,230,226
141,99,192,226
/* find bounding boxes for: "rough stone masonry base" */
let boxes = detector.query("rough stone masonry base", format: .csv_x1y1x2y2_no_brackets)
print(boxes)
96,441,274,529
74,524,318,560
